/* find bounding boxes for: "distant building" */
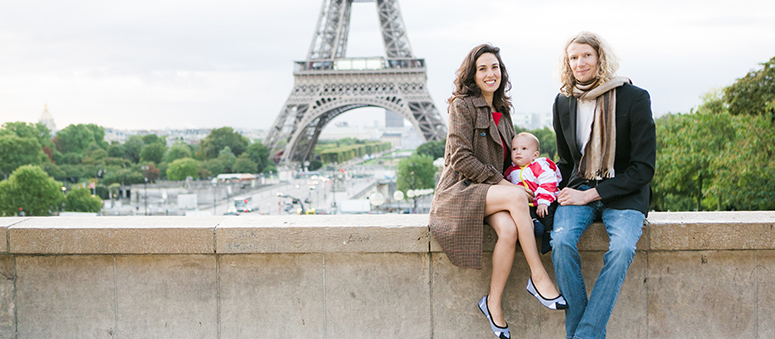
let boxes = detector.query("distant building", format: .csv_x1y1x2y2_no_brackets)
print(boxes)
385,110,404,128
318,125,381,141
400,125,425,150
103,128,267,146
380,132,402,149
512,112,552,130
38,104,56,133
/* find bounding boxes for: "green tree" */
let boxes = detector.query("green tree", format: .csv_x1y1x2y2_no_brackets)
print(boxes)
53,124,106,154
0,134,48,178
81,142,109,165
652,109,734,211
65,187,102,212
43,163,67,180
141,134,165,145
199,127,248,159
102,168,145,186
217,147,238,173
709,112,775,210
85,124,108,149
246,142,270,173
415,140,445,159
107,142,125,158
651,91,735,211
167,158,201,181
202,159,226,177
123,136,145,163
165,141,193,163
0,165,65,216
232,153,258,173
723,56,775,116
531,126,557,160
263,163,277,174
140,142,167,164
396,154,436,194
1,121,53,147
56,152,83,165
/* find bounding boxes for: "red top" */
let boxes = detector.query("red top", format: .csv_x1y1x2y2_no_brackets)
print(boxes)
492,112,508,163
492,112,502,126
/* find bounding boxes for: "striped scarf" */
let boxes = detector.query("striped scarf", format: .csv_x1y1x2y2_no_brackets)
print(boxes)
572,76,631,180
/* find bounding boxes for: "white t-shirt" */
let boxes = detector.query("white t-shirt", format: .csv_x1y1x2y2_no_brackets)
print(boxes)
576,99,596,154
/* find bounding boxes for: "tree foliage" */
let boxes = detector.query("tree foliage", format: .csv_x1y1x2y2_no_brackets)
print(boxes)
415,140,445,159
723,56,775,116
652,57,775,211
246,142,271,173
396,154,436,194
123,136,145,163
232,154,258,173
65,187,103,212
165,141,193,163
709,112,775,210
0,134,48,178
140,142,167,164
102,168,145,186
199,127,248,159
0,165,65,216
167,158,201,181
54,124,106,154
0,121,53,147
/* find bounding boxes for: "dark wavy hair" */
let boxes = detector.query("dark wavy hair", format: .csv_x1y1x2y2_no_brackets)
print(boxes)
448,44,512,113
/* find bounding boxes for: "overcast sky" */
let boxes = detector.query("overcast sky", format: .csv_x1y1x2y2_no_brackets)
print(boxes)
1,0,774,132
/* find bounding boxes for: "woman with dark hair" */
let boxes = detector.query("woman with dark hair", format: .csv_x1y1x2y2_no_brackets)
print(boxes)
429,44,566,339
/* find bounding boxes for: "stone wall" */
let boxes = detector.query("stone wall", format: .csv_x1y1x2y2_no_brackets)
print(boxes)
1,211,773,338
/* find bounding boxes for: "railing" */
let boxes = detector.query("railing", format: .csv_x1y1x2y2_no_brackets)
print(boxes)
294,57,425,74
3,211,774,338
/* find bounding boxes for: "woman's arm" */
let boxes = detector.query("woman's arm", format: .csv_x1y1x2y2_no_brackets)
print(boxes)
446,98,504,184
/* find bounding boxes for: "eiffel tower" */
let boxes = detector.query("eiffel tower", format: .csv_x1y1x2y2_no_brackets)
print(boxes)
264,0,447,167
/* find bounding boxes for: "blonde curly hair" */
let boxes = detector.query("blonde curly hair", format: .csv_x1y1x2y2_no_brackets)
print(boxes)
557,32,620,96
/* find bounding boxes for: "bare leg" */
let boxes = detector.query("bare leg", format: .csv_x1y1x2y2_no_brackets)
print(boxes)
486,184,560,299
485,211,518,327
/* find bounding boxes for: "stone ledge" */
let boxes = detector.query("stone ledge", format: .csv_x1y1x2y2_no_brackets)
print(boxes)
647,211,775,250
8,217,220,254
0,217,28,254
216,215,428,253
2,212,774,255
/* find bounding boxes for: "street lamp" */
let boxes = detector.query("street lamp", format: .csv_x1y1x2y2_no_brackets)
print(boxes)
407,189,416,213
393,190,404,213
143,177,148,216
141,165,149,216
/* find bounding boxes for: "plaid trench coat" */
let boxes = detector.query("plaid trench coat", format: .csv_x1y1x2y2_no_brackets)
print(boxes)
429,95,515,269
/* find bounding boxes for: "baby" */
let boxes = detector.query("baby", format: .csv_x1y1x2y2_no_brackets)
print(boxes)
504,132,562,254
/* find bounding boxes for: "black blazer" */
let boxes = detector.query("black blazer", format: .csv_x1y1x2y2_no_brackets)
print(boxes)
552,83,656,216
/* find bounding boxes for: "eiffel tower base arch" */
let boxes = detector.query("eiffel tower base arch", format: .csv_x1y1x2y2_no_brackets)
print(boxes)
265,65,446,167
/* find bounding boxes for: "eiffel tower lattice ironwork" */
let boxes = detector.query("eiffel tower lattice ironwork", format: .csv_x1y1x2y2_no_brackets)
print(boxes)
264,0,447,167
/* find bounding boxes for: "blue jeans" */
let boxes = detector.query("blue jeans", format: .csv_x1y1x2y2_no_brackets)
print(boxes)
550,189,644,339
